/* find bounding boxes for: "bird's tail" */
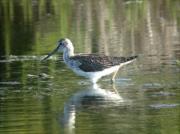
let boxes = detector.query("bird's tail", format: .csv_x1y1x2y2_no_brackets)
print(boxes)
126,55,138,61
120,55,138,66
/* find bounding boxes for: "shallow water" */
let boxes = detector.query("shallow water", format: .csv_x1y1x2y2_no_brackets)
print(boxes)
0,0,180,134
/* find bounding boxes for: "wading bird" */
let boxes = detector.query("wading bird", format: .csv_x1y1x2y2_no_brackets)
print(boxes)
42,38,137,83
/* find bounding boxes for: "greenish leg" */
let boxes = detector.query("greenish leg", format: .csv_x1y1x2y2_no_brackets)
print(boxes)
112,83,119,95
111,69,119,83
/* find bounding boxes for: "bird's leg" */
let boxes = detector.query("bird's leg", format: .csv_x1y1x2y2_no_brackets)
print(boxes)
112,84,119,95
111,65,123,83
111,69,119,83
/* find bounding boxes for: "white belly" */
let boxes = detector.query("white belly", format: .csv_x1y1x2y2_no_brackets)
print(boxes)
72,65,120,83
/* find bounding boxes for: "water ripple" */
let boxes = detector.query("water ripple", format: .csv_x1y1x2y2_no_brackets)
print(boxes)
150,103,179,109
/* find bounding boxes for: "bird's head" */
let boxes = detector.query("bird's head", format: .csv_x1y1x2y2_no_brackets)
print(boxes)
57,38,74,52
42,38,74,61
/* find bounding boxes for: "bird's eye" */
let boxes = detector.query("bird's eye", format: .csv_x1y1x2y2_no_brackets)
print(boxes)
58,42,63,46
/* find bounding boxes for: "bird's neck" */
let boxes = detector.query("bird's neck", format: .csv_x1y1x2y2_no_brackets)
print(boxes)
63,49,74,62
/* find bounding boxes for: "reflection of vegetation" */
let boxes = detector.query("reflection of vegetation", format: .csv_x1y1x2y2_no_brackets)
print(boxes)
0,0,179,55
176,60,180,67
124,0,145,29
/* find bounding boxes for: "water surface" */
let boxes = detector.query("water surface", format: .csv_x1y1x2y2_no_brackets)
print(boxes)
0,0,180,134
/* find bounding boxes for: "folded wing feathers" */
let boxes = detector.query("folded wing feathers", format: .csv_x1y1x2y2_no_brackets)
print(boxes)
70,54,137,72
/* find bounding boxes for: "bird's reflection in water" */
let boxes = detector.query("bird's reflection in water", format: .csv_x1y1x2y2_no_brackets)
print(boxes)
60,84,125,134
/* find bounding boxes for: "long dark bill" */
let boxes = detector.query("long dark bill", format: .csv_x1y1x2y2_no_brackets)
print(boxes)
41,46,59,61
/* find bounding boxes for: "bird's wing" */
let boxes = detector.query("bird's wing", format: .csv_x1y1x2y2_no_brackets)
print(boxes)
70,54,137,72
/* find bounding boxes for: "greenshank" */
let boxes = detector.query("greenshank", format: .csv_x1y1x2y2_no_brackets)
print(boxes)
42,38,137,83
